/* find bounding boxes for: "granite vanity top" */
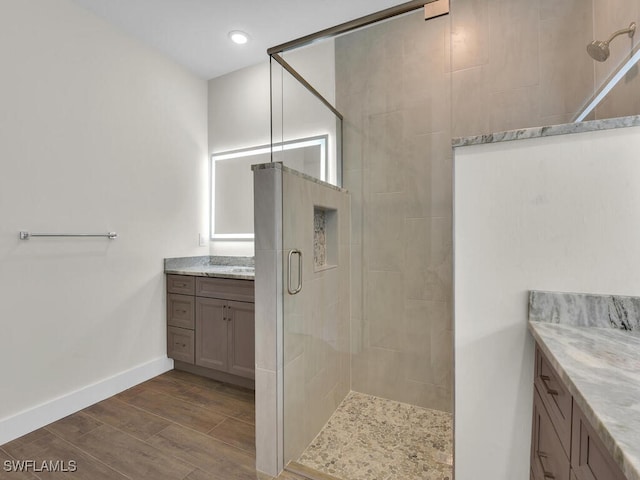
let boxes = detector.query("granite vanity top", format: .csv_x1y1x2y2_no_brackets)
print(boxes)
453,114,640,147
528,291,640,480
164,256,254,280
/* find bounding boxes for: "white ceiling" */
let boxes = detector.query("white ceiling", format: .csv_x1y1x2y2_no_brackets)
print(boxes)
72,0,412,79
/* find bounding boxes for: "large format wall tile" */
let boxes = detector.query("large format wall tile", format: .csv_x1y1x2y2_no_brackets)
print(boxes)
365,192,406,272
366,271,405,351
489,86,540,133
539,0,593,118
452,65,490,138
405,217,452,302
487,0,540,93
403,132,453,219
404,300,436,385
451,0,490,71
367,112,405,194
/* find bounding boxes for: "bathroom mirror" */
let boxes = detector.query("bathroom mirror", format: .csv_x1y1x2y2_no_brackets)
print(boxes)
211,135,328,240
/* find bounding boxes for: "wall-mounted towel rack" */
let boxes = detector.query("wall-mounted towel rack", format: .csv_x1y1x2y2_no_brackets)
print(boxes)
19,231,118,240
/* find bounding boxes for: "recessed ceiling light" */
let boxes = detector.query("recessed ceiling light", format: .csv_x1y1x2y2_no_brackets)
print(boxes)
229,31,249,45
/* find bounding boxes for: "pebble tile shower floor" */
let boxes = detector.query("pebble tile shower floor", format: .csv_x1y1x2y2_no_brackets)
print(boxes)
296,391,453,480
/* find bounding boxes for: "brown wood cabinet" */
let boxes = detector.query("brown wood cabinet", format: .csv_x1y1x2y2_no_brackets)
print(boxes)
166,274,255,386
195,297,228,370
227,300,256,378
532,387,571,480
571,401,627,480
531,344,627,480
167,326,195,364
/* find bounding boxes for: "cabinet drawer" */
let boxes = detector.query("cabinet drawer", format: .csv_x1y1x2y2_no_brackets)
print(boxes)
571,401,626,480
167,326,194,364
196,277,254,303
167,275,195,295
532,388,570,480
167,294,195,329
535,346,572,457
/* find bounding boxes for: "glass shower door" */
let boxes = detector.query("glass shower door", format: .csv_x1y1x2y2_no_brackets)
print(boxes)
271,48,351,471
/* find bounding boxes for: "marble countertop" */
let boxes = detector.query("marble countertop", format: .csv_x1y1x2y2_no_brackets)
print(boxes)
452,114,640,147
529,321,640,480
164,255,254,280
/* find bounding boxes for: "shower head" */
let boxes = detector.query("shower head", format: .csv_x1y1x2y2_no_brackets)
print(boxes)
587,40,610,62
587,22,636,62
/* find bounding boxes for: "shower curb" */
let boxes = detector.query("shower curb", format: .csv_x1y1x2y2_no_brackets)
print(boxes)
285,461,344,480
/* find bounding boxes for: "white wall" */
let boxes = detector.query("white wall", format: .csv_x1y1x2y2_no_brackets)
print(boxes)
207,40,336,257
0,0,208,443
454,125,640,480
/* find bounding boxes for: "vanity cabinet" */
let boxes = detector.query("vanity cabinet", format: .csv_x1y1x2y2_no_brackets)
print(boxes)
166,274,255,386
531,345,627,480
194,297,255,379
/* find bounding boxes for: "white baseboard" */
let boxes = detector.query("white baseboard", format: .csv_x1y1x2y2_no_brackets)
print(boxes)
0,356,174,445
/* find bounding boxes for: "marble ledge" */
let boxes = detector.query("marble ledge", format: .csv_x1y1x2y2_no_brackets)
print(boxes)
252,161,348,193
529,322,640,480
164,255,254,280
452,114,640,148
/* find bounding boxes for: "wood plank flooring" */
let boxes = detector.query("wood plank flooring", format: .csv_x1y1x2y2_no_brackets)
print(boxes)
0,370,306,480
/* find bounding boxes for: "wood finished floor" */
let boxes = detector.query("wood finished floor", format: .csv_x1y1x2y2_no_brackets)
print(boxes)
0,370,306,480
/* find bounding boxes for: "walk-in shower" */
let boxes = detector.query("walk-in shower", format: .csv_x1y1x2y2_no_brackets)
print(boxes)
253,1,454,479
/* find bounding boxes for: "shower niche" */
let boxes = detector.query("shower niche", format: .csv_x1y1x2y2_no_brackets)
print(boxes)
313,206,337,271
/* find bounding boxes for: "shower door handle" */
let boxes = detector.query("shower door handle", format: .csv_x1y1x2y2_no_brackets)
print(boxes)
287,249,302,295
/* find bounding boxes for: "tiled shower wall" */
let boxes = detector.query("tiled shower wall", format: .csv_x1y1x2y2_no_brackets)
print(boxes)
336,11,453,411
337,0,607,412
452,0,640,136
451,0,595,137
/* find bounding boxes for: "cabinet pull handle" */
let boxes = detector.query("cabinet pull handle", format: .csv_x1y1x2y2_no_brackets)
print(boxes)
287,249,303,295
175,283,186,288
537,451,555,479
540,375,559,396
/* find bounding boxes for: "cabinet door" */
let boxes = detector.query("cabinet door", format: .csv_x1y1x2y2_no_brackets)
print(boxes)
195,297,228,371
571,401,626,480
532,388,570,480
227,300,255,379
